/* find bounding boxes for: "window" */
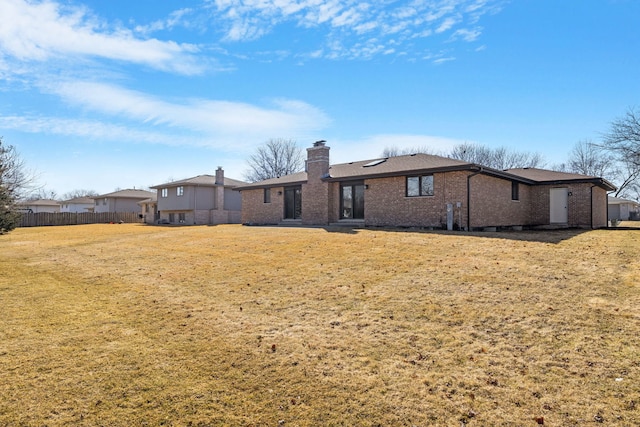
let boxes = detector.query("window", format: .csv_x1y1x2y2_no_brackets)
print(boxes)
168,213,175,223
103,198,107,205
177,186,184,196
161,188,168,198
406,175,434,197
264,188,271,203
178,213,186,223
511,181,520,201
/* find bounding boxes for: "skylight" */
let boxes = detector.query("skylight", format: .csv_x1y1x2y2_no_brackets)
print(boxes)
363,158,387,167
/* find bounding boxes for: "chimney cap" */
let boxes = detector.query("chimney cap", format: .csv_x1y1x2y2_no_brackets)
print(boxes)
313,140,326,147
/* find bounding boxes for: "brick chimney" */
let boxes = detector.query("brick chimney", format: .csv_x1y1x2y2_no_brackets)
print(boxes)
305,140,330,181
302,140,330,225
215,166,224,185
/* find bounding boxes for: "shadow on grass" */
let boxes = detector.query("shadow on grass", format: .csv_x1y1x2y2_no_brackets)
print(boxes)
321,226,593,244
323,225,640,244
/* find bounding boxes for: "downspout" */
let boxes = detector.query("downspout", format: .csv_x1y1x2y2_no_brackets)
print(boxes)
194,185,198,225
590,185,594,229
466,167,483,231
605,189,616,228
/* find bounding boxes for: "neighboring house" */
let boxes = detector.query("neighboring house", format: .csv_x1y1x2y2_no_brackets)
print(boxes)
237,141,616,230
149,167,246,225
608,196,640,221
138,194,158,224
17,199,60,213
60,197,95,213
93,189,155,213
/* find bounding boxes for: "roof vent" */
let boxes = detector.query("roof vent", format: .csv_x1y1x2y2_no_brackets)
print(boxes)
363,158,387,167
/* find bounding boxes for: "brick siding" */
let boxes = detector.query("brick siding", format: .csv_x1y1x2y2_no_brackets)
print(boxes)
469,174,530,228
241,187,285,224
364,172,468,228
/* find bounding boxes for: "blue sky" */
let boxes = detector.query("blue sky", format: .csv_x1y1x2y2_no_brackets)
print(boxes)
1,0,639,196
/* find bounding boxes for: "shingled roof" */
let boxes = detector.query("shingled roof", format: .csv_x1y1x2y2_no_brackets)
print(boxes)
237,153,473,189
150,174,247,189
94,189,155,199
236,153,616,191
503,168,615,190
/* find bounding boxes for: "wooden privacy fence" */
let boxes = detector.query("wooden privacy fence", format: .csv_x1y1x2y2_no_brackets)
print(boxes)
19,212,143,227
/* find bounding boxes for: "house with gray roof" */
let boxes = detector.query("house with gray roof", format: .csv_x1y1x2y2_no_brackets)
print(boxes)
608,196,639,221
93,189,155,214
60,197,95,213
149,167,246,225
17,199,61,213
236,141,616,230
138,193,158,224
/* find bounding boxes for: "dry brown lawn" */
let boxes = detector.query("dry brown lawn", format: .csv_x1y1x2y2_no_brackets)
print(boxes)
0,223,639,426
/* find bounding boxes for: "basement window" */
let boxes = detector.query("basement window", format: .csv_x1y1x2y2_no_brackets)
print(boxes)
407,175,434,197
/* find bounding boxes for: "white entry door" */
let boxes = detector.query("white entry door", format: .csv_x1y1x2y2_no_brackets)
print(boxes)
550,188,568,224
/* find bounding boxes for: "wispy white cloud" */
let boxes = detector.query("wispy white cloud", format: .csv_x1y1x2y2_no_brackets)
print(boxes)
433,56,456,65
436,17,460,34
134,8,195,35
0,115,187,146
0,0,203,75
4,79,331,150
206,0,503,60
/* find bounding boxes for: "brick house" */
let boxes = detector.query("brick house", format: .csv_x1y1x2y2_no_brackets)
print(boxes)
237,141,615,230
149,167,246,225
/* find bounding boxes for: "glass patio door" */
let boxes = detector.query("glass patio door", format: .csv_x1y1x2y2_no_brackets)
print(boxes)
341,183,365,219
284,186,302,219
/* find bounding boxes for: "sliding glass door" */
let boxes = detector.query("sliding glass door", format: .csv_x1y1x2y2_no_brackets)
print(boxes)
341,182,364,219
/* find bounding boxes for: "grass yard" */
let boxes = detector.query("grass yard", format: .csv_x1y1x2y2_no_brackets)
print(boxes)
0,223,639,426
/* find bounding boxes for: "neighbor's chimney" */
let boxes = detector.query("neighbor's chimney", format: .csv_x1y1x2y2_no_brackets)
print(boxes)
306,140,330,180
215,166,224,185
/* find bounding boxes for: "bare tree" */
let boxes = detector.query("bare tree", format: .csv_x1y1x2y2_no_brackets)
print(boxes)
600,107,640,198
381,145,436,157
26,188,58,201
449,142,493,165
566,139,617,177
602,106,640,166
611,157,640,199
1,138,36,233
448,142,545,169
62,189,99,200
245,138,304,182
0,138,36,199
